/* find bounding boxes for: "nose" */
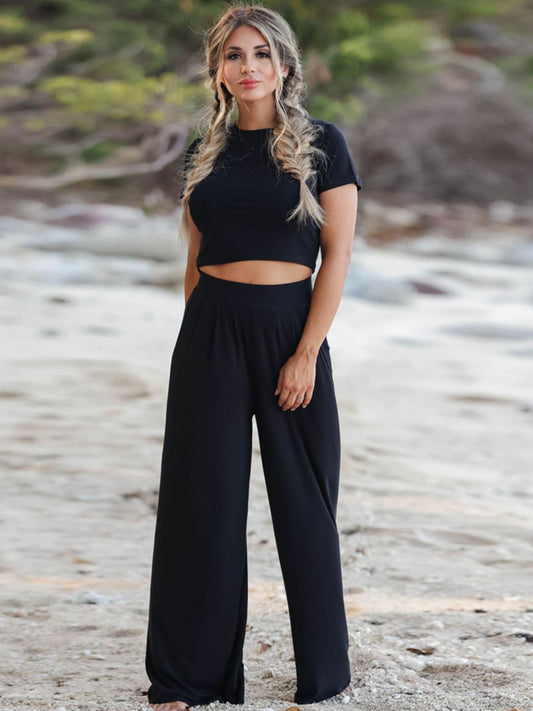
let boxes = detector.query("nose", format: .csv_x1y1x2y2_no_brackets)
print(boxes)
241,56,256,73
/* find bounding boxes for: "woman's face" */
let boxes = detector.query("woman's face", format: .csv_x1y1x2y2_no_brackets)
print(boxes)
221,24,288,106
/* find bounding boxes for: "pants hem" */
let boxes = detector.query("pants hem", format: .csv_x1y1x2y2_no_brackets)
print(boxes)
147,687,244,707
294,675,351,705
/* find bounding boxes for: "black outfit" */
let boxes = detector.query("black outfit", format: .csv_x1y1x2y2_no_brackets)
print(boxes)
188,119,361,273
145,117,362,707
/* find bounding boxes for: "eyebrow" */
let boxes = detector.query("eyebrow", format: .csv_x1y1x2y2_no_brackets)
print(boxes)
225,44,269,50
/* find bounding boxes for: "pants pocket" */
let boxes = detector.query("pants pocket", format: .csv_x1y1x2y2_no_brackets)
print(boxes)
175,288,201,354
318,338,333,378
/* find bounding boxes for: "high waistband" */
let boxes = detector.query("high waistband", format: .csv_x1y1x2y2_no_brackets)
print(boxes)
195,270,312,310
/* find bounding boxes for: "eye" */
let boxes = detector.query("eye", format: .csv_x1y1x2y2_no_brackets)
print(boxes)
226,51,271,60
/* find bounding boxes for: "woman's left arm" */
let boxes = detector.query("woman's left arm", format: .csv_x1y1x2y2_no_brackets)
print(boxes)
274,183,359,410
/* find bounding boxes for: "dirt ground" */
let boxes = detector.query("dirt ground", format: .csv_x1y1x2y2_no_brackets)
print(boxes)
1,244,532,711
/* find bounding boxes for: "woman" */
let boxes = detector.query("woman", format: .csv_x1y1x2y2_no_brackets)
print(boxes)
145,4,361,710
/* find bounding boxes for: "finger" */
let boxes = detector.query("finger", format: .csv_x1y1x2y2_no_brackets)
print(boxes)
274,373,284,397
283,396,297,411
279,391,295,409
290,393,306,411
284,392,303,411
302,384,315,407
277,385,292,407
279,392,293,409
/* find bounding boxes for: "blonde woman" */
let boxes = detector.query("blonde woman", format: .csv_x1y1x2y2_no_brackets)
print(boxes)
145,3,361,709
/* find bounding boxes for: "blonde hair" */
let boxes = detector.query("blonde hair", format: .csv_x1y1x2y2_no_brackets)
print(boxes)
178,1,330,247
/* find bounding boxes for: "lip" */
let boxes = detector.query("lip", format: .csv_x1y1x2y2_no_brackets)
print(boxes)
239,80,260,87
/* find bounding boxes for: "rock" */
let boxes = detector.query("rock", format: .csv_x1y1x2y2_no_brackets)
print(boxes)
407,279,451,295
344,262,414,304
401,233,502,263
403,656,426,672
0,249,186,286
442,323,533,340
508,347,533,358
360,199,421,228
0,213,186,263
140,260,187,287
389,336,429,347
45,203,146,228
501,242,533,267
515,204,533,225
427,620,444,630
487,200,518,224
70,590,114,605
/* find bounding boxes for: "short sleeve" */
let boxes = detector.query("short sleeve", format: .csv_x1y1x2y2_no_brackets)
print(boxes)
179,136,202,200
315,121,362,194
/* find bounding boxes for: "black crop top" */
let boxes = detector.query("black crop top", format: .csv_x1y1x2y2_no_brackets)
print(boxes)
180,117,362,273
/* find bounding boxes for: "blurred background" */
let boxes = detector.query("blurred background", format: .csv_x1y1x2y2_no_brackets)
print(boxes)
1,2,532,710
1,0,533,283
1,0,533,214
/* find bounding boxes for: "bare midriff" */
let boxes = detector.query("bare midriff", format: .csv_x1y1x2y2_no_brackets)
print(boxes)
198,260,312,284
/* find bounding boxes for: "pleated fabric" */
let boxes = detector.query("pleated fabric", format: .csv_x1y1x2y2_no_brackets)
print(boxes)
145,270,350,706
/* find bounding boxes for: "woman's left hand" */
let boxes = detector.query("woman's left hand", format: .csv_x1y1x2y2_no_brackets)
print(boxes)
274,350,317,411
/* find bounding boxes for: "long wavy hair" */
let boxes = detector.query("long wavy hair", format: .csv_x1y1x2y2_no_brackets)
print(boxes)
178,1,330,247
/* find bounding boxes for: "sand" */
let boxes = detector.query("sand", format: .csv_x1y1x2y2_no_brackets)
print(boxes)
1,228,532,711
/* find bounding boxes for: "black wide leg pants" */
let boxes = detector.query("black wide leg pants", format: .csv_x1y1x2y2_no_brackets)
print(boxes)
145,271,350,706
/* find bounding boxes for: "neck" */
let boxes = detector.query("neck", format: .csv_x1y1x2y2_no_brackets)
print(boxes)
234,107,276,131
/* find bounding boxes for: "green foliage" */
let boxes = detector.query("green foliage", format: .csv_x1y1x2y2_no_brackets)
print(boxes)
81,140,118,162
327,36,374,80
307,93,365,125
496,52,533,79
0,10,34,44
371,19,431,70
0,13,28,34
24,116,49,132
0,44,27,63
0,86,28,99
334,10,370,42
428,0,519,24
89,20,169,76
24,0,112,22
38,28,94,44
328,18,431,88
1,0,531,184
40,73,209,128
374,2,417,22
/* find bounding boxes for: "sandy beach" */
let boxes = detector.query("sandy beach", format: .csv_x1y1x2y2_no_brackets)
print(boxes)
1,209,532,711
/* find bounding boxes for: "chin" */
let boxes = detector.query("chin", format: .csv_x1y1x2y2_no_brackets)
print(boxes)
239,88,272,99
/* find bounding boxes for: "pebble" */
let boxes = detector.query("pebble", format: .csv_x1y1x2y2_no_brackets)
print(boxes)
403,656,426,672
428,619,445,629
70,590,114,605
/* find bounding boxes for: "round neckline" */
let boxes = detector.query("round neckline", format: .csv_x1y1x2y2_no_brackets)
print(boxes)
231,122,273,135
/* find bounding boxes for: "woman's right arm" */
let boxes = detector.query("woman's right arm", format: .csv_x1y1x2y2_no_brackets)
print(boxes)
184,204,202,304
